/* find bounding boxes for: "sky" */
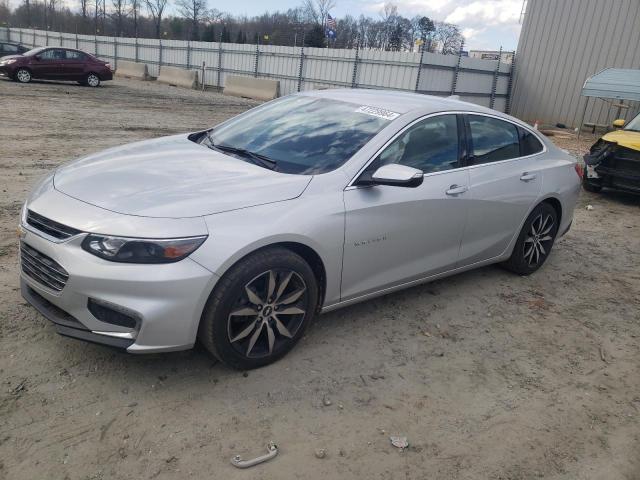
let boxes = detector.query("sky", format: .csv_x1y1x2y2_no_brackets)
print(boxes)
214,0,526,50
6,0,526,50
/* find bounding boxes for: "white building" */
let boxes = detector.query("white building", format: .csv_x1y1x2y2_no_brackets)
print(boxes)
468,50,514,64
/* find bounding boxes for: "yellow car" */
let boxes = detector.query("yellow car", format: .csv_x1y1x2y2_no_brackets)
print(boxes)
583,112,640,193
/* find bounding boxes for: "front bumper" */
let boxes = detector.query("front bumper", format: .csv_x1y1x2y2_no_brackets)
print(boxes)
20,226,218,353
0,65,14,78
584,141,640,193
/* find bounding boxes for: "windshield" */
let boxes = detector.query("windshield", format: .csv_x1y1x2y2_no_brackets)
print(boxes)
205,96,394,174
624,112,640,132
24,47,46,57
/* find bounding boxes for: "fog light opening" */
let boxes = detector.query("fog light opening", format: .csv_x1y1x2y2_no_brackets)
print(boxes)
88,298,140,330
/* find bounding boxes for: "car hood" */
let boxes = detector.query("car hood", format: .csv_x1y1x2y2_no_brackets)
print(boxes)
53,134,313,218
601,130,640,151
0,54,22,61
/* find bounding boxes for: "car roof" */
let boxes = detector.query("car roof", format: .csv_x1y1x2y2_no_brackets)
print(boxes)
299,88,499,117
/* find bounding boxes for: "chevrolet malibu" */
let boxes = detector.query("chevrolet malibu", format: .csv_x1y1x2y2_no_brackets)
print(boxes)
19,90,581,369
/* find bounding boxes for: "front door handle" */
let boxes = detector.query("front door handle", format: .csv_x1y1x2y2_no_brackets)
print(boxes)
446,184,468,196
520,172,537,182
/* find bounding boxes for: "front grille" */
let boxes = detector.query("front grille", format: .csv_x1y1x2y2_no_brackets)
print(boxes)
20,242,69,292
27,210,82,240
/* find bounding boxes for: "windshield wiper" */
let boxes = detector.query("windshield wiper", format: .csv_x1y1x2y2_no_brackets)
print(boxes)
207,137,277,171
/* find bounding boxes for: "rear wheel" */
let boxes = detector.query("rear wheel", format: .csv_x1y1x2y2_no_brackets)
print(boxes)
502,202,559,275
199,247,318,370
15,68,31,83
85,73,101,87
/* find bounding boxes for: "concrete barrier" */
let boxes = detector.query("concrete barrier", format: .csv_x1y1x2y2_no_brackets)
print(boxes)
223,75,280,101
157,66,199,89
115,60,148,80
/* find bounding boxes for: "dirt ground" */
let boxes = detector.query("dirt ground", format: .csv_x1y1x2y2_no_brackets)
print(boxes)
1,78,639,480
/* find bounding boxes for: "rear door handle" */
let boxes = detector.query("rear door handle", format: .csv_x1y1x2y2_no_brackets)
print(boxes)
446,184,468,196
520,172,537,182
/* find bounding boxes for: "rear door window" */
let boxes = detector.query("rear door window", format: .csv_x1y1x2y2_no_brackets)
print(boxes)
468,115,520,164
66,50,86,60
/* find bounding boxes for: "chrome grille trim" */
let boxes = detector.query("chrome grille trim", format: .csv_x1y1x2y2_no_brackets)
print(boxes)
26,210,82,240
20,242,69,292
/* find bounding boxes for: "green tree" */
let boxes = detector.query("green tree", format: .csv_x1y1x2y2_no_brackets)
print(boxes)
304,24,324,47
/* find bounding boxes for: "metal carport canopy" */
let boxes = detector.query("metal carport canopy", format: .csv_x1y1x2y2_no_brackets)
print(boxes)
577,68,640,137
582,68,640,101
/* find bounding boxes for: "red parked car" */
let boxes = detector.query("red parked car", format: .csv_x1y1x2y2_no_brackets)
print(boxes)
0,46,113,87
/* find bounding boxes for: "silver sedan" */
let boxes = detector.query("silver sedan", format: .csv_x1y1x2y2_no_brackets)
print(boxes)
19,89,581,369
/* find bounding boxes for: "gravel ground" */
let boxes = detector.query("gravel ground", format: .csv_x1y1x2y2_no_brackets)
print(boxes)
0,78,639,480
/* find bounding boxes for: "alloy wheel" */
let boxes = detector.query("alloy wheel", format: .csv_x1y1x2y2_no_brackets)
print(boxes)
87,74,100,87
523,213,554,267
227,269,308,359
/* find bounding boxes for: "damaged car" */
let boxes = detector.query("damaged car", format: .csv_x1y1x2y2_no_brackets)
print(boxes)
583,113,640,193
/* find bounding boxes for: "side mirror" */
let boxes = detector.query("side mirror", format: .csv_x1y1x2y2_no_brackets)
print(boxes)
613,119,625,128
370,164,423,188
33,55,41,61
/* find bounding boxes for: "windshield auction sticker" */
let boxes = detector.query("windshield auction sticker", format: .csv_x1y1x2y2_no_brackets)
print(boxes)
355,105,401,121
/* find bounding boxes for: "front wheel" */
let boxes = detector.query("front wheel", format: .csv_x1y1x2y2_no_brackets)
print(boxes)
85,73,101,87
502,202,559,275
199,247,318,370
15,68,32,83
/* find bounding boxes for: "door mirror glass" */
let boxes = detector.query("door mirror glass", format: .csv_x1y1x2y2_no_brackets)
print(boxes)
371,164,423,188
612,119,625,128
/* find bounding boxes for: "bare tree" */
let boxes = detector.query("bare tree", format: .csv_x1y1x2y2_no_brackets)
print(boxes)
129,0,141,36
79,0,88,19
111,0,128,36
433,22,463,55
47,0,58,30
144,0,168,38
21,0,31,26
379,2,397,50
92,0,99,32
302,0,335,27
175,0,207,40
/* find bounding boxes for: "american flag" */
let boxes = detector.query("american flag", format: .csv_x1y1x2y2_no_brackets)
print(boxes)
326,14,337,30
326,14,337,39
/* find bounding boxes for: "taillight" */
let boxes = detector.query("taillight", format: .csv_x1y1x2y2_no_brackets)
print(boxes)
574,162,584,179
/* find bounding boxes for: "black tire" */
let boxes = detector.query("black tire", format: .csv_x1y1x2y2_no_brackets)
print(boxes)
15,68,32,83
85,73,101,87
502,202,559,275
582,175,602,193
198,247,318,370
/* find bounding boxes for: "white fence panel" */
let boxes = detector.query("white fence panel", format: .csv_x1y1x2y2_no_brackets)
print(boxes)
1,27,515,112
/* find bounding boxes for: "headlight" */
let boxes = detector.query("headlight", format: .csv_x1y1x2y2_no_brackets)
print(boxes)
1,59,16,65
81,234,207,263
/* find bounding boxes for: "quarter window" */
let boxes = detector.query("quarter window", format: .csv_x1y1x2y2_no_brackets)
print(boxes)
468,115,520,164
368,114,460,175
518,127,544,156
